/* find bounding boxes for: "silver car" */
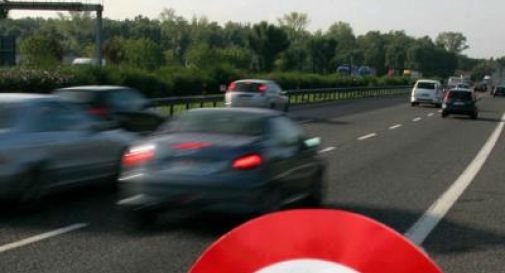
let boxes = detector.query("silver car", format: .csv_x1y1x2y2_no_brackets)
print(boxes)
0,94,135,203
225,79,289,112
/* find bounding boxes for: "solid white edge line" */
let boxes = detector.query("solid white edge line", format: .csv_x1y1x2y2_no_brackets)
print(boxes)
0,223,89,254
318,147,336,154
405,113,505,245
358,133,377,141
389,124,402,130
412,117,422,122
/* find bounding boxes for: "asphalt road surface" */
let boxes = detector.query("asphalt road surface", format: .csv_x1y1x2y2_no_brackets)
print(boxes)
1,93,504,273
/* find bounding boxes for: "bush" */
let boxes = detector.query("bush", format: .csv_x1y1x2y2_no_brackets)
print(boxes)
0,65,410,96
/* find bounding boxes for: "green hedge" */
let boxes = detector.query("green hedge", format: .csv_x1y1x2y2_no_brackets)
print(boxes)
0,65,412,97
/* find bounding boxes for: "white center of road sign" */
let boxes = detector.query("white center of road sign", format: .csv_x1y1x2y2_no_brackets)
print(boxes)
254,259,362,273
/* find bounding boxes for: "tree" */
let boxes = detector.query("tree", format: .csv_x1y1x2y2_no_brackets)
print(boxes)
309,34,337,73
123,38,163,70
103,36,127,65
248,22,290,72
436,32,469,54
471,61,495,81
278,12,310,41
357,31,386,74
19,34,63,67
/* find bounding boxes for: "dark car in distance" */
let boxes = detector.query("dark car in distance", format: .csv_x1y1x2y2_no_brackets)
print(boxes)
493,86,505,97
54,86,165,134
117,108,325,222
441,88,478,119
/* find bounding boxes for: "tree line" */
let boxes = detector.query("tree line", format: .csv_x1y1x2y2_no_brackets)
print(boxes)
0,9,501,80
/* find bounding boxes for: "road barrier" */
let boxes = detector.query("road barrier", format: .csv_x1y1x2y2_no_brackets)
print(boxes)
150,86,411,116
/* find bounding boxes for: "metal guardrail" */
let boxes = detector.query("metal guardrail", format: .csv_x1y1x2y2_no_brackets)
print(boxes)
150,86,412,117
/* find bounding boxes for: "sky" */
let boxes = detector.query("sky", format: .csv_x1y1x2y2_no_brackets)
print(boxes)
9,0,505,58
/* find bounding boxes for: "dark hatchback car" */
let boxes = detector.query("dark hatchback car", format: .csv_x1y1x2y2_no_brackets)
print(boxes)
117,108,325,222
54,86,165,134
442,89,478,119
493,86,505,97
0,94,134,203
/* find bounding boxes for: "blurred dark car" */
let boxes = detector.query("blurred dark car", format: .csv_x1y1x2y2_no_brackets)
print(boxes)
474,82,488,93
441,88,478,119
493,86,505,97
54,86,165,134
117,108,325,222
0,94,135,203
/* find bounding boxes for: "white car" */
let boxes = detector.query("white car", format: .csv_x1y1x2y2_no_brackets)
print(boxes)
225,79,289,112
411,79,443,108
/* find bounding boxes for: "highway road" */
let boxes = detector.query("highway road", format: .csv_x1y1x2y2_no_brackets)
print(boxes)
1,93,504,273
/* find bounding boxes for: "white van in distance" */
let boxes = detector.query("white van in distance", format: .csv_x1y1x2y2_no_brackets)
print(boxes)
411,79,443,108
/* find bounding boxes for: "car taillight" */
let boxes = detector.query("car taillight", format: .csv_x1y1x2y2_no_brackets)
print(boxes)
122,145,155,167
88,106,108,117
172,142,211,150
232,154,262,170
258,84,268,93
227,82,237,92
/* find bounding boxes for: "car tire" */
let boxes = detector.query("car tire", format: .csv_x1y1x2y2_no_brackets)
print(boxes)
127,210,157,227
411,102,417,107
441,112,448,118
435,103,442,108
304,171,325,207
471,113,478,120
18,167,48,206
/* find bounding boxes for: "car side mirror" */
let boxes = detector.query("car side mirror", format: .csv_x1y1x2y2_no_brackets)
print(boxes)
304,137,321,148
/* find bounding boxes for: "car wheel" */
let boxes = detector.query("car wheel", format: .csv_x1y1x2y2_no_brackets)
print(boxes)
283,103,289,113
435,103,442,108
411,102,417,107
441,112,448,118
18,167,48,205
471,113,478,120
304,172,324,207
127,210,157,227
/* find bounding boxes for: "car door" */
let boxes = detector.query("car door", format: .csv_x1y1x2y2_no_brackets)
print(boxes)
24,101,114,188
266,116,320,199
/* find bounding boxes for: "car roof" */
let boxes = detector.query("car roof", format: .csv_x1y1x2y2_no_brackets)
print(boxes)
449,88,473,92
416,79,441,84
234,79,274,84
56,85,132,92
0,93,52,103
187,107,282,117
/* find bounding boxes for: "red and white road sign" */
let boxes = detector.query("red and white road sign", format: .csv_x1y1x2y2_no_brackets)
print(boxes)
188,209,443,273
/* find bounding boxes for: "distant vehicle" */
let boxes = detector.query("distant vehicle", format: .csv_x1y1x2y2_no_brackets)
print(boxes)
474,82,488,92
117,108,326,223
411,79,443,107
357,66,376,77
441,88,478,119
54,86,165,134
493,86,505,97
72,57,106,66
224,80,289,112
0,94,134,203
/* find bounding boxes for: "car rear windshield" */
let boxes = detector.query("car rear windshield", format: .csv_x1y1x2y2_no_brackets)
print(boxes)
170,111,265,136
416,82,436,89
55,90,97,104
231,82,267,93
448,91,473,100
0,103,14,129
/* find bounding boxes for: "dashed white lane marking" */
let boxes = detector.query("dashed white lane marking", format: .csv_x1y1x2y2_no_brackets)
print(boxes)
412,117,422,122
405,113,505,245
0,223,88,254
318,147,336,154
389,124,402,130
357,133,377,141
427,113,435,117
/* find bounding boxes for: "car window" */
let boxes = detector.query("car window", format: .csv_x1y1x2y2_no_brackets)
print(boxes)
169,111,266,136
0,103,16,129
269,116,305,145
231,82,268,93
448,91,473,100
416,82,436,89
27,101,93,132
55,90,98,105
107,89,148,111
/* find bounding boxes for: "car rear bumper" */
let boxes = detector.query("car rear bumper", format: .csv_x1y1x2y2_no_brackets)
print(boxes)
442,106,477,115
117,174,270,214
411,96,441,104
